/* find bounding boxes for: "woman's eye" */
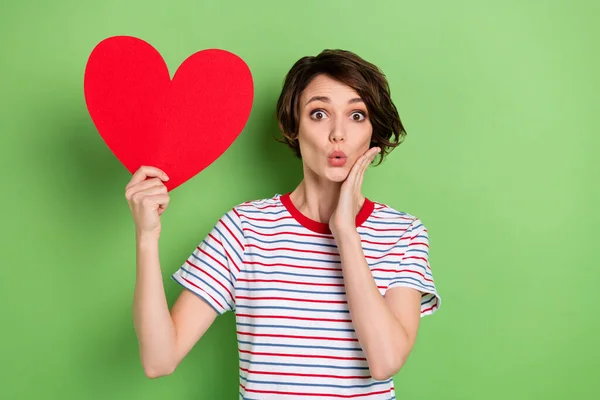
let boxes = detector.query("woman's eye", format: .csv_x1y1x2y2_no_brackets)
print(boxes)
351,112,366,121
310,110,327,120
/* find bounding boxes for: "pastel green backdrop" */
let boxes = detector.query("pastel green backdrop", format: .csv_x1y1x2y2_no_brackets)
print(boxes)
1,0,598,399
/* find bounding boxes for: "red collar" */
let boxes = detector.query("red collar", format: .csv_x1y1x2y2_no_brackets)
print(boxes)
279,192,374,234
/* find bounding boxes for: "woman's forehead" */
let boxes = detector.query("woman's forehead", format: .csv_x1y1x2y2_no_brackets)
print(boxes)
301,75,362,105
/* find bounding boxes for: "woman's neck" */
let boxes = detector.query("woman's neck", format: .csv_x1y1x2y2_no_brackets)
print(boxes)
289,168,364,224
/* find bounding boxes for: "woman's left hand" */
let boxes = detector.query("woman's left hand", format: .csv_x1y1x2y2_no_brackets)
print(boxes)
329,146,381,237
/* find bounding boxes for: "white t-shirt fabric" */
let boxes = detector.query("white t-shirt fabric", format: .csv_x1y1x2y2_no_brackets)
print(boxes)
172,193,441,399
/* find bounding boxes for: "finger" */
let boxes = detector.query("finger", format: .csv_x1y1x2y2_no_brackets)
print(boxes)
355,160,368,190
362,147,380,172
158,195,171,215
361,149,377,173
129,184,168,204
138,193,171,214
128,165,169,189
348,152,369,182
154,194,171,207
155,194,171,214
357,148,376,177
374,147,381,160
345,160,362,185
144,193,170,207
126,166,169,190
158,203,168,215
355,147,380,189
125,178,166,201
353,156,368,187
128,177,164,193
368,146,380,162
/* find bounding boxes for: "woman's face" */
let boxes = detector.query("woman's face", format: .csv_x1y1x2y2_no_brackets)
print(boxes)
297,74,373,183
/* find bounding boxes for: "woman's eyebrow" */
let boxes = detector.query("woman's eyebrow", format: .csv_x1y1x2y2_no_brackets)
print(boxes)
305,95,330,105
305,96,364,106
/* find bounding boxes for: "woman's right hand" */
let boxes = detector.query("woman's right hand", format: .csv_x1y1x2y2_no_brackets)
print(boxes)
125,166,171,236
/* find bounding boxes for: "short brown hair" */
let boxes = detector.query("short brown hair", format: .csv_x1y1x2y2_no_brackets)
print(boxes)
275,49,406,165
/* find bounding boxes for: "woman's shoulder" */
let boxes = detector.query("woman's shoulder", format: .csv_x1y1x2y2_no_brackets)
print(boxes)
367,199,429,242
369,199,420,223
230,193,286,216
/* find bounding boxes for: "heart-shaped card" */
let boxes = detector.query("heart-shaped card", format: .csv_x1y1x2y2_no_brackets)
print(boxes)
84,36,254,191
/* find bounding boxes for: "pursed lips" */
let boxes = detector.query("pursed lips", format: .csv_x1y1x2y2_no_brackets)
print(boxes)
328,150,347,159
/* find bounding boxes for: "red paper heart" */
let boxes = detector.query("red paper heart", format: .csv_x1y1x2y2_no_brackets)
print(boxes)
84,36,254,191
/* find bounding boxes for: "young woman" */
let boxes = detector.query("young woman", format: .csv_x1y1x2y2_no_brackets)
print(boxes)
126,49,441,399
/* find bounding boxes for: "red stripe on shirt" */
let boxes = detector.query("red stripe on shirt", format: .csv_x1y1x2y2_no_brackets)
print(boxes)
244,215,294,223
181,276,225,310
244,261,341,273
236,278,387,290
247,243,340,257
240,384,392,398
220,219,244,251
236,278,346,287
245,227,332,239
239,348,366,361
240,367,371,380
237,296,347,305
396,268,434,283
185,259,233,301
236,313,351,323
237,331,359,342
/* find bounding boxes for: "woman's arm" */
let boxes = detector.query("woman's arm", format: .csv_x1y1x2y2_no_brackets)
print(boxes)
126,166,218,378
335,230,422,380
133,232,218,378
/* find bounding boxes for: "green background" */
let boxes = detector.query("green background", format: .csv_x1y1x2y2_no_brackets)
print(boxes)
1,0,598,399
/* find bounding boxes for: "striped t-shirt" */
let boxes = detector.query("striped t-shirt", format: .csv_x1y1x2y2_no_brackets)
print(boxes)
172,193,441,399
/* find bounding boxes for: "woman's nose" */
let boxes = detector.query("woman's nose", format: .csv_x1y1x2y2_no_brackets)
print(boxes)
329,122,345,142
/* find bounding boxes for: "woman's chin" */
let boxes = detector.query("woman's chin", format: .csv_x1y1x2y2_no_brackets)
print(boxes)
304,162,351,183
325,168,350,183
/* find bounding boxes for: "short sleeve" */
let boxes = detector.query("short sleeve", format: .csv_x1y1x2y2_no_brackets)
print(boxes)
171,207,245,315
387,218,441,317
